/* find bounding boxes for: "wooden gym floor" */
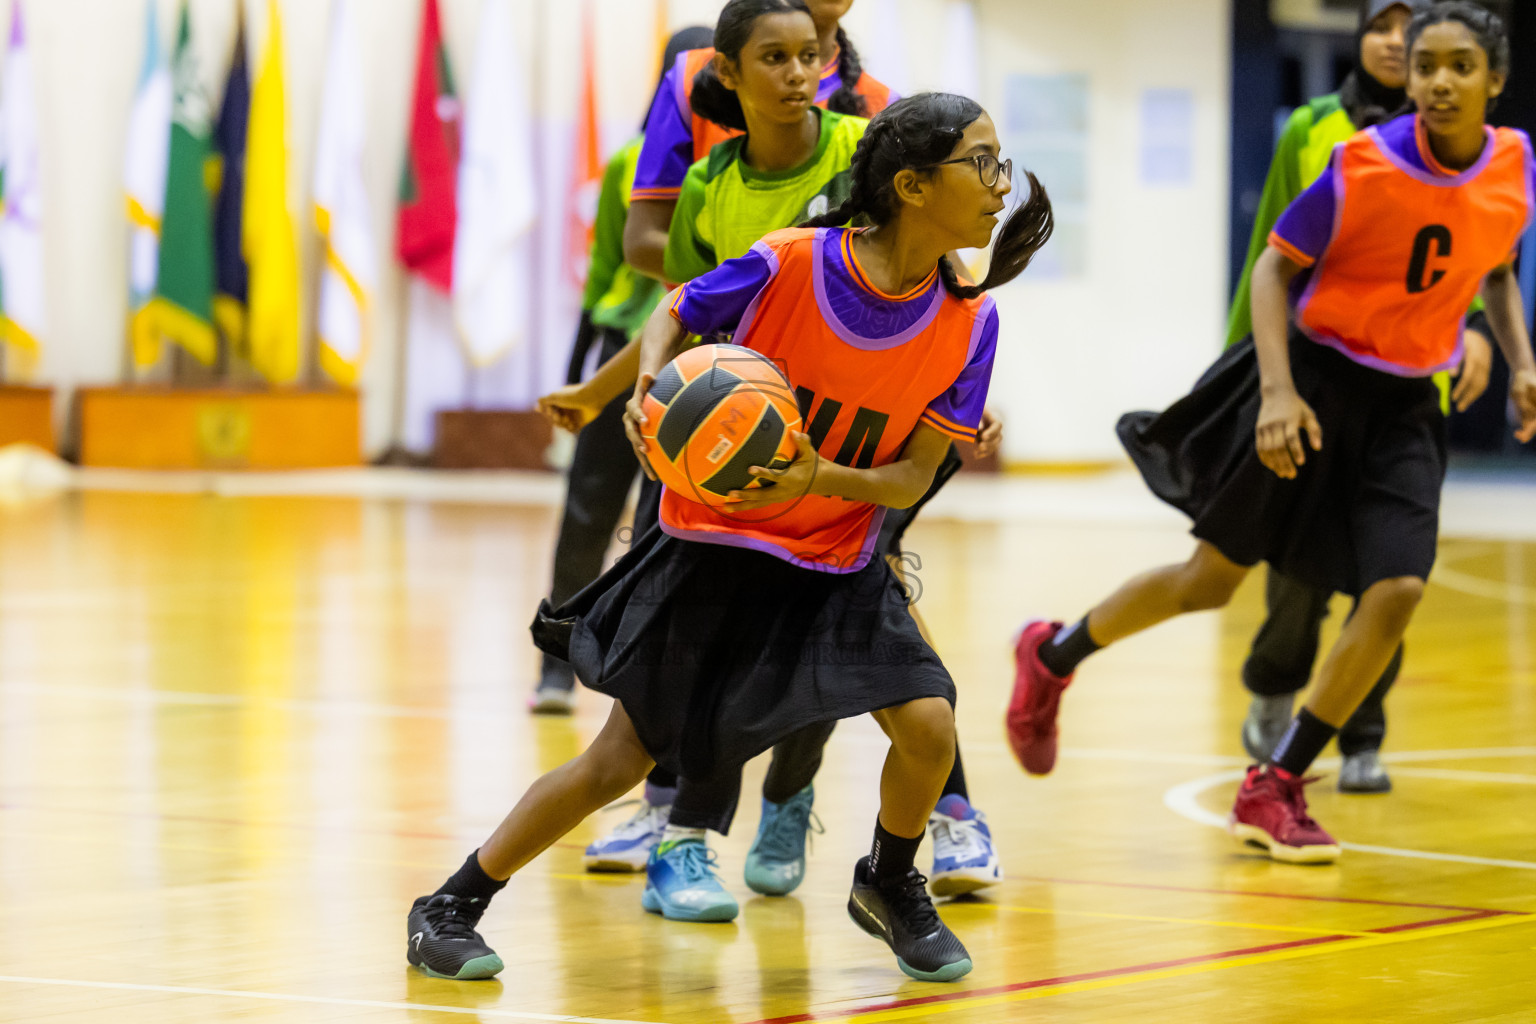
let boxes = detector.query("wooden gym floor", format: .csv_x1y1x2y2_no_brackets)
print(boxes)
0,475,1533,1022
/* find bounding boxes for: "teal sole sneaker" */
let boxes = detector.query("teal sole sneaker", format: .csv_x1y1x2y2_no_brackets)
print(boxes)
642,839,739,922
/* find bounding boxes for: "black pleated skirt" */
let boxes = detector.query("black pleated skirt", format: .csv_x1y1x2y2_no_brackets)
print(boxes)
531,526,955,780
1118,334,1447,597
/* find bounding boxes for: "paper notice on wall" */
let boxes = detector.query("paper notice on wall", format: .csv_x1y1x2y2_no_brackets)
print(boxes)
1003,73,1089,279
1140,89,1195,187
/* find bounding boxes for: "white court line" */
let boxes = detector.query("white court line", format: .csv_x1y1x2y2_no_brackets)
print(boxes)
1163,748,1536,871
0,975,666,1024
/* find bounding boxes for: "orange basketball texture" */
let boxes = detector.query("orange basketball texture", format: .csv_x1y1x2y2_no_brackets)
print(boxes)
640,344,803,509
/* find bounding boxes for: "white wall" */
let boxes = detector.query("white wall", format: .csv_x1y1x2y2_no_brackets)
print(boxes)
14,0,1229,463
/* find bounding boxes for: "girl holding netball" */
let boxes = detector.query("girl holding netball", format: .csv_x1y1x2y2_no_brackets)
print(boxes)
544,0,1004,918
1006,0,1536,863
408,92,1050,983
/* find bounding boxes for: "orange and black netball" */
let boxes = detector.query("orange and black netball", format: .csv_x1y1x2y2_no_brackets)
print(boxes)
640,344,802,510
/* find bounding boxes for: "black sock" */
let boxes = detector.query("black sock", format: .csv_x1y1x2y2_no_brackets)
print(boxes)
1271,709,1337,777
434,849,509,903
940,744,968,800
1038,615,1101,677
868,819,923,886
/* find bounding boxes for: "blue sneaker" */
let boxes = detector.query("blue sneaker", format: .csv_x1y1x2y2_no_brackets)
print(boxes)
641,839,739,922
927,794,1002,897
744,785,822,896
584,795,671,872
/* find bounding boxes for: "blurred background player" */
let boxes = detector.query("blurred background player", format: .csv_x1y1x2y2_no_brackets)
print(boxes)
1224,0,1497,793
530,25,715,715
1007,0,1536,863
623,0,892,280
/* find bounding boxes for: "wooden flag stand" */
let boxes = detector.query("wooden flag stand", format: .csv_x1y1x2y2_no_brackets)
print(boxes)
0,385,54,451
77,385,360,470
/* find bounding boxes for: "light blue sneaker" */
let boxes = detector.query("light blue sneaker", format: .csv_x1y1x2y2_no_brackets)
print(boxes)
583,794,672,873
641,839,739,922
928,794,1002,897
744,785,822,896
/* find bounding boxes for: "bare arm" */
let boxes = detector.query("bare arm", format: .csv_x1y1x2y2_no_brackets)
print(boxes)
535,337,644,432
622,199,677,281
724,423,955,512
1480,263,1536,442
1250,245,1323,479
620,291,694,478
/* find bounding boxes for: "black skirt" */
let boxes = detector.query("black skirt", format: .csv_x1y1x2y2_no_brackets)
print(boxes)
531,527,956,780
1118,334,1447,598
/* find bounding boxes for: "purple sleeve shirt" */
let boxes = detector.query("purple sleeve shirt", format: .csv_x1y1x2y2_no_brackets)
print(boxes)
1269,148,1341,267
669,243,777,336
633,57,697,199
919,299,998,442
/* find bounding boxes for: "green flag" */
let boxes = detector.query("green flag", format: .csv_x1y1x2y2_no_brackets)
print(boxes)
137,0,216,367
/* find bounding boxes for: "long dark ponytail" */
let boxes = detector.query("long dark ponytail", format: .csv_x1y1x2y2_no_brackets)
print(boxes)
824,26,869,118
689,0,814,133
804,93,1053,300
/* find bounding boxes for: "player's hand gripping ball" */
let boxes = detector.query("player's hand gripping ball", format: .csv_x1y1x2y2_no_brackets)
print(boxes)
638,344,804,511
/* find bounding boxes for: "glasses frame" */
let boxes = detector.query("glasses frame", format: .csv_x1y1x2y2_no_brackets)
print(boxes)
926,154,1013,189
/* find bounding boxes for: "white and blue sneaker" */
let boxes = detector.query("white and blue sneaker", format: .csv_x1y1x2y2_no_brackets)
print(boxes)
927,794,1002,897
641,839,740,922
744,785,823,896
583,792,672,873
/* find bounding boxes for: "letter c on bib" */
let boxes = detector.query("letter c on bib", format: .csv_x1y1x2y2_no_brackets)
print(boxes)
1406,225,1453,294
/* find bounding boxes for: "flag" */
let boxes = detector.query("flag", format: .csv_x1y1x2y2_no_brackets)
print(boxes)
243,0,300,384
0,0,45,372
564,0,601,287
397,0,459,292
138,0,218,369
313,0,375,386
124,0,171,357
653,0,670,80
453,0,535,367
213,5,251,352
398,0,462,452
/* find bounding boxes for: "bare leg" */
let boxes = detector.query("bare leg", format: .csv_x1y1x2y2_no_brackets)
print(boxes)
1305,576,1423,727
870,697,956,837
477,701,655,879
1085,540,1250,645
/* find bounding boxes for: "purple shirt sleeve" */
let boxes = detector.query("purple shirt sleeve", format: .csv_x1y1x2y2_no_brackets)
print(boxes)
1269,149,1341,267
920,299,997,442
670,243,776,337
633,58,696,198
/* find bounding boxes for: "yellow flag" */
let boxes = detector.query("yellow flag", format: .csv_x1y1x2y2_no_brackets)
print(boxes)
242,0,299,384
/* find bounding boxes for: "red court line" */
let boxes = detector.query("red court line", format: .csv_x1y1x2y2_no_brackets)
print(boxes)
1010,873,1519,915
745,908,1518,1024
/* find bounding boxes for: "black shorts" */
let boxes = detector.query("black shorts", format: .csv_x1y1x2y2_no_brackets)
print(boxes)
1118,334,1446,597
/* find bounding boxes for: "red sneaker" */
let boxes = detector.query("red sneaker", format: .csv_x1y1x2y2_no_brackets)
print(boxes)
1229,766,1341,864
1005,621,1073,776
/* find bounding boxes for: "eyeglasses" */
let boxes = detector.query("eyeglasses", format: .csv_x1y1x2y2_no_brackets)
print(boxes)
928,153,1012,189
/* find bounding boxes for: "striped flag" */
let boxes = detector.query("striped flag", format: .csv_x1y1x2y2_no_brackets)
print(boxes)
453,0,535,367
243,0,300,384
0,0,46,374
313,0,375,386
139,0,218,368
124,0,171,360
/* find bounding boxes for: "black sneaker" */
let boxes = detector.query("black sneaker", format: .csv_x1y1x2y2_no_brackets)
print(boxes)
406,894,505,980
847,856,973,982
